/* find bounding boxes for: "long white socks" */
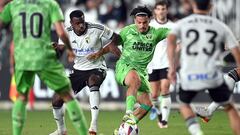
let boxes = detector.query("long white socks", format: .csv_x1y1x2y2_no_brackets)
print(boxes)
52,107,66,133
89,89,100,132
161,94,171,122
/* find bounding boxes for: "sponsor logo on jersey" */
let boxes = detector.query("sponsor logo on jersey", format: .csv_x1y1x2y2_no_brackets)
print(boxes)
73,48,94,56
132,42,153,51
187,72,218,81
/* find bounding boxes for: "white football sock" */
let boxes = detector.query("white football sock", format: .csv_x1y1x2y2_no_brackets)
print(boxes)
52,107,66,133
188,123,203,135
161,94,171,121
186,117,203,135
151,97,161,114
207,102,220,116
89,87,100,132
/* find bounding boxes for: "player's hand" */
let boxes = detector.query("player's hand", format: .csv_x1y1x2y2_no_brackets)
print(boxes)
168,68,176,84
67,49,75,62
87,52,101,61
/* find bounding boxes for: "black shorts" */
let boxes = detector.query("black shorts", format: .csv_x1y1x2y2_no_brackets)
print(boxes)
148,68,168,81
69,68,106,94
177,83,232,104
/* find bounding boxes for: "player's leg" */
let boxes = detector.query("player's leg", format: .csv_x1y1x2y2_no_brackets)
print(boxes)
196,68,240,122
125,74,152,124
50,93,66,135
13,70,35,135
209,83,240,135
132,92,152,123
115,61,140,116
159,78,171,128
178,87,203,135
39,63,88,135
50,69,86,135
148,69,161,120
87,69,106,134
124,70,141,115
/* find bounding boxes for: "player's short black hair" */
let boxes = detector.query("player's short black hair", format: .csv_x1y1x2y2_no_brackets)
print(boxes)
70,10,84,20
194,0,211,10
154,0,171,9
130,6,152,18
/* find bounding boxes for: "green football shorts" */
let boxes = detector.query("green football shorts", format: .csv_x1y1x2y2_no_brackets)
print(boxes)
115,60,150,94
15,60,71,94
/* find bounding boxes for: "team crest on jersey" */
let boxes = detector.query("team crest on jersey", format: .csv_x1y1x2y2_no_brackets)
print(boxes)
85,36,90,43
145,34,152,40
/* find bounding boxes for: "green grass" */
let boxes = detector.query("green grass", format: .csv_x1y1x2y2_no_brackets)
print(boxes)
0,110,233,135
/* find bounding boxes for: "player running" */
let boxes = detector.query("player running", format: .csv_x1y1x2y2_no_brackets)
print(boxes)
147,0,175,128
167,0,240,134
0,0,88,135
111,6,169,134
49,10,120,135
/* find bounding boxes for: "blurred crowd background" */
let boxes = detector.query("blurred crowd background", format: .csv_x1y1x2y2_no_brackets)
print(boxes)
0,0,240,108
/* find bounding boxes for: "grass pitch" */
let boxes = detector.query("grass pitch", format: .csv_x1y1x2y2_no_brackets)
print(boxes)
0,110,233,135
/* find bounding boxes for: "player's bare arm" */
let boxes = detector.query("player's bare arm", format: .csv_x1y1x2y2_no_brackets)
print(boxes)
54,21,75,62
167,34,177,84
87,33,121,60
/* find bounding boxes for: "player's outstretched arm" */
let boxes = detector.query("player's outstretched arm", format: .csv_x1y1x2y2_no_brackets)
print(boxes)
87,33,121,60
54,21,75,62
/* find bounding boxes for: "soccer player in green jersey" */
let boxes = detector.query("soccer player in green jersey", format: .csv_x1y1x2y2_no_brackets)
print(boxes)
111,6,169,133
0,0,88,135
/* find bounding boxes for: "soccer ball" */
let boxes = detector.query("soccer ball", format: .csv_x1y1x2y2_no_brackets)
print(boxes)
118,122,139,135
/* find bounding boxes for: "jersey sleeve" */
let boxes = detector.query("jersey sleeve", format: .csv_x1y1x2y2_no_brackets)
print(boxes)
156,27,170,42
223,24,238,49
169,21,181,38
0,3,12,24
50,1,64,24
100,25,114,40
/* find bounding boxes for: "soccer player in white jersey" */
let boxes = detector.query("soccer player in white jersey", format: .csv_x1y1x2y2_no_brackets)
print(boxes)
147,0,173,128
49,10,120,135
167,0,240,135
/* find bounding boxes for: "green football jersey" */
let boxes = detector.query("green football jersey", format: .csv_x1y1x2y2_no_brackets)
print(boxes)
119,24,169,71
0,0,64,70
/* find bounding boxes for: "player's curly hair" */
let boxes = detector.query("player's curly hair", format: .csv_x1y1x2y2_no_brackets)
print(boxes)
130,6,152,17
70,10,84,20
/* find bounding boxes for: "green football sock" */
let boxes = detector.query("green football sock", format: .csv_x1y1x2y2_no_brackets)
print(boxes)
126,95,136,113
12,100,27,135
65,99,88,135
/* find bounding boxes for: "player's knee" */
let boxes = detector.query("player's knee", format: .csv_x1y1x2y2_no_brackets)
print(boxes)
223,103,234,112
52,93,64,108
130,78,141,90
88,74,103,87
18,93,29,102
151,93,159,99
